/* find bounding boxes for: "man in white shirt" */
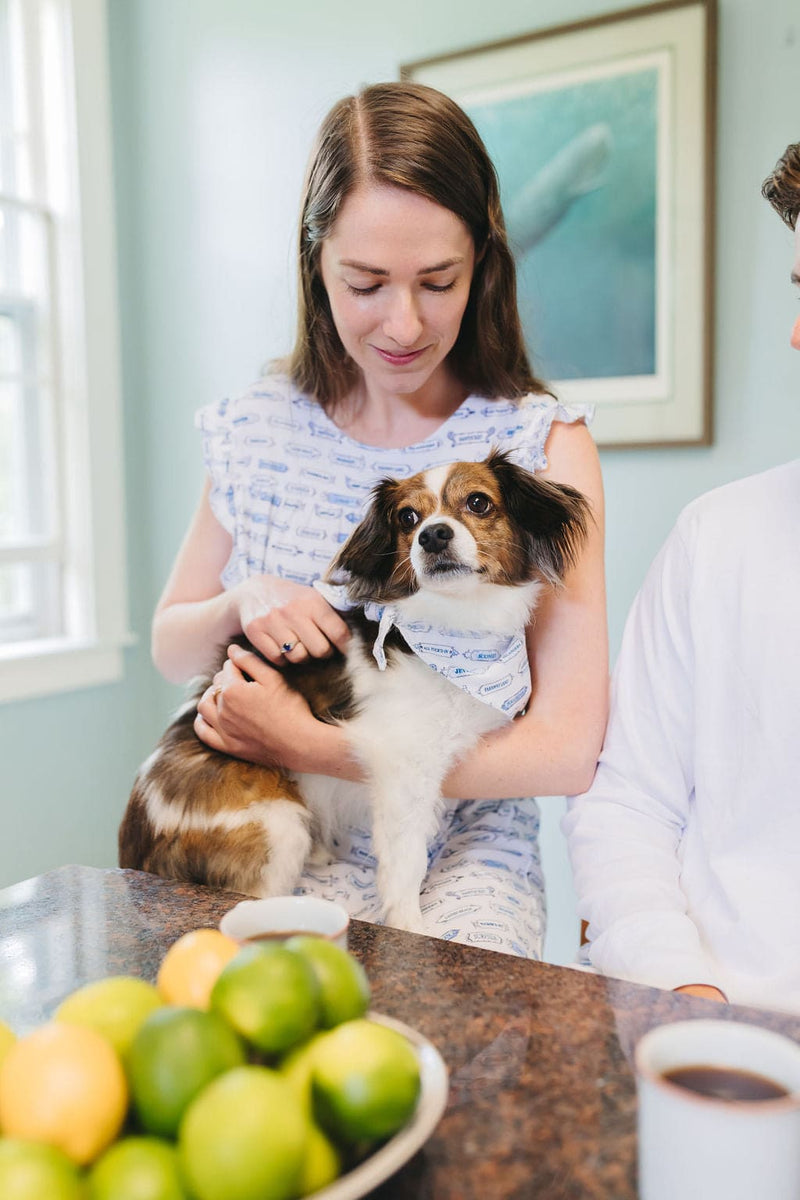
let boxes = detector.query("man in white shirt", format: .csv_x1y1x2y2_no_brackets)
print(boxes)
564,142,800,1013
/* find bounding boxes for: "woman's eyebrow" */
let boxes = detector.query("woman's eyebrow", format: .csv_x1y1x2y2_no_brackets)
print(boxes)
339,257,464,276
416,257,464,274
339,260,389,277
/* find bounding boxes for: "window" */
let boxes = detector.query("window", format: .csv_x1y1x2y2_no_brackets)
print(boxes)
0,0,129,702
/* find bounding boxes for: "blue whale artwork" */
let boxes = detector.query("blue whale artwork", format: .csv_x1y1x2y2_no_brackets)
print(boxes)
505,123,614,253
466,65,658,382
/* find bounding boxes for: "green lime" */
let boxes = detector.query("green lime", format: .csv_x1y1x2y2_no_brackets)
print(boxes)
297,1123,342,1195
88,1136,186,1200
178,1065,309,1200
277,1033,329,1113
284,937,371,1028
0,1139,85,1200
312,1019,421,1143
210,943,320,1055
56,975,163,1058
127,1006,246,1137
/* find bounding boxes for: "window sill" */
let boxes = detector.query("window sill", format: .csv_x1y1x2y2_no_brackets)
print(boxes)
0,633,137,704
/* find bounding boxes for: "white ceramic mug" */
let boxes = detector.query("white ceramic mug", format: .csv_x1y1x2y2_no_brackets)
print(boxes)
219,895,350,948
636,1019,800,1200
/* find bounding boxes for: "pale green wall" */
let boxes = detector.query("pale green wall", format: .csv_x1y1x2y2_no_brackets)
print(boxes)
1,0,798,965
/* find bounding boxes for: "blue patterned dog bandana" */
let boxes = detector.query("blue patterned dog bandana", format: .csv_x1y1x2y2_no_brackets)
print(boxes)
315,581,531,718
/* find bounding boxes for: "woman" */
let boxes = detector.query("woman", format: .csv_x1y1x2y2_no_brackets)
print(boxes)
152,83,608,958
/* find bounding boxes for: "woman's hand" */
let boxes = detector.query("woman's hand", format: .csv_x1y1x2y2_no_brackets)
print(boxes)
232,576,350,664
150,482,349,681
195,644,322,767
674,984,728,1003
194,643,363,780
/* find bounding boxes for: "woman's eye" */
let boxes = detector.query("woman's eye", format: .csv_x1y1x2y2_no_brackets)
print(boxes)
398,507,420,531
345,282,380,296
423,280,456,293
466,492,493,515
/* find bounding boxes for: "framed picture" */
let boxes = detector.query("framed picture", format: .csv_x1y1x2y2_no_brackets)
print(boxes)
403,0,716,448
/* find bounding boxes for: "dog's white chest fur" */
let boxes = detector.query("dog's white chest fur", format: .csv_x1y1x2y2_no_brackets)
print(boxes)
347,631,507,766
293,628,511,932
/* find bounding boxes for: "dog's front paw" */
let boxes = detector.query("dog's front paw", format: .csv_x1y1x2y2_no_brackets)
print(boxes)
385,905,427,936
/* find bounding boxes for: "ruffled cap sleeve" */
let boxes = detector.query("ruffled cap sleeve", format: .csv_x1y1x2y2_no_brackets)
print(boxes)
498,394,594,473
195,395,237,533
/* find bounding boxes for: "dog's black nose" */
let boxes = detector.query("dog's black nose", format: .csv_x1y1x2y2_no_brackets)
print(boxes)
418,522,454,553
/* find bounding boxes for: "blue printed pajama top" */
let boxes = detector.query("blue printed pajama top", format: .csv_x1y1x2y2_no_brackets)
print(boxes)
197,374,590,958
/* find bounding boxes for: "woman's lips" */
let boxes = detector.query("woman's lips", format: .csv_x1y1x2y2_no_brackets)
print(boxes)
373,346,427,366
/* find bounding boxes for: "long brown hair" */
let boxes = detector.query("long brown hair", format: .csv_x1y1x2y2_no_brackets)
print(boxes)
762,142,800,230
286,82,549,408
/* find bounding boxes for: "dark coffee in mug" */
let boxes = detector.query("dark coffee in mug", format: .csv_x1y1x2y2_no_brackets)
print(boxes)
663,1064,790,1102
245,931,311,942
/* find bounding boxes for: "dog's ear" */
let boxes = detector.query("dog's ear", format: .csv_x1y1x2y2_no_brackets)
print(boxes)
487,448,591,585
325,477,402,603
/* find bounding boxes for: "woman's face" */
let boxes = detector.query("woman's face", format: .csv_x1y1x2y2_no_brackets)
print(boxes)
319,184,475,405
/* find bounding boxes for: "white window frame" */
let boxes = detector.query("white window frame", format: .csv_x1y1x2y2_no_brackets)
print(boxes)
0,0,131,703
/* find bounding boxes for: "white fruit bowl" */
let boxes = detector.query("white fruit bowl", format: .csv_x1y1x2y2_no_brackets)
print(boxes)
307,1011,449,1200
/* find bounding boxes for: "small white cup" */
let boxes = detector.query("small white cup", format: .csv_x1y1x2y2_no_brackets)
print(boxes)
219,896,350,948
636,1019,800,1200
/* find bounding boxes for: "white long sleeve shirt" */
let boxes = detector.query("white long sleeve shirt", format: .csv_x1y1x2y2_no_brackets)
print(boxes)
564,461,800,1013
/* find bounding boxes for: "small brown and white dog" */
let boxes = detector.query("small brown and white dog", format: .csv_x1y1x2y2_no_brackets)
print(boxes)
119,450,589,932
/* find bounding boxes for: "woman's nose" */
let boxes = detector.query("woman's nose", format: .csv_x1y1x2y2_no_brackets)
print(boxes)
382,290,423,347
791,315,800,352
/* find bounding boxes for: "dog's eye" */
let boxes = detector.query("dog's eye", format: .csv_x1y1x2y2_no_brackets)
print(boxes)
397,507,420,531
466,492,493,515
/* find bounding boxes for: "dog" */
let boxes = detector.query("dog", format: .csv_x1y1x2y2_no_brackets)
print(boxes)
119,449,589,933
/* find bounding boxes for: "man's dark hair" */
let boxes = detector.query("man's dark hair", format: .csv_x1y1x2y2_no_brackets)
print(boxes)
762,143,800,230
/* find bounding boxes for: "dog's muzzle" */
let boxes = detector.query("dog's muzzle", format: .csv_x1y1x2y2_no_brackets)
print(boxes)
418,522,454,554
416,520,469,577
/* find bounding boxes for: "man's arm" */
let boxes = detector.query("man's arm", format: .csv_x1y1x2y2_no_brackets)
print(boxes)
563,520,726,996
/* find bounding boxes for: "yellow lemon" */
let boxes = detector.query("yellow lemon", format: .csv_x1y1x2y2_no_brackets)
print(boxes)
0,1021,128,1165
312,1019,421,1143
157,929,240,1009
178,1065,308,1200
0,1017,17,1070
56,975,162,1057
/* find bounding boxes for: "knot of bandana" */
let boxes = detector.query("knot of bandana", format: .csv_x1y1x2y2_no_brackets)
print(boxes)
314,580,530,718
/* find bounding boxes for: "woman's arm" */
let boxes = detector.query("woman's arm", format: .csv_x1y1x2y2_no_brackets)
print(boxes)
196,420,609,799
152,479,350,684
151,480,241,682
443,419,608,799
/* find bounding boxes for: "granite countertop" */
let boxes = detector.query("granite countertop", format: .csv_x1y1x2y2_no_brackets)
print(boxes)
2,865,798,1199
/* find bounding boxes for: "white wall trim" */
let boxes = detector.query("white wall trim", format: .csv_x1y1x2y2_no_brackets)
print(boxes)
0,632,136,703
0,0,132,704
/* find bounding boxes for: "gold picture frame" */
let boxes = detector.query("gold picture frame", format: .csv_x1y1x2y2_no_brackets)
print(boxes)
403,0,717,448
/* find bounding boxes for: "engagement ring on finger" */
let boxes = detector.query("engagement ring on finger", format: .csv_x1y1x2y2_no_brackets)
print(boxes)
212,685,222,700
282,641,297,654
